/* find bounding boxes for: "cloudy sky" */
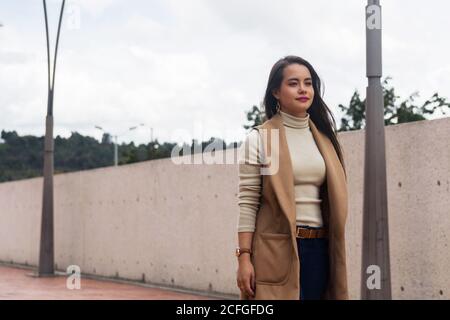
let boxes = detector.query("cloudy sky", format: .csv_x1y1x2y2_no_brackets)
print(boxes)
1,0,449,146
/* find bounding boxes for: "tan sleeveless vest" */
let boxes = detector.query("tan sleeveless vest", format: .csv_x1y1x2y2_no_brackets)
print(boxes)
239,112,349,300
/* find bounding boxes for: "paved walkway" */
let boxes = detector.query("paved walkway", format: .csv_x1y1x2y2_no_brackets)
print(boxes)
0,265,221,300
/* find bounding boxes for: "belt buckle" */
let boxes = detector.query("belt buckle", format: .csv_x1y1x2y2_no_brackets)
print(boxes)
296,226,303,238
297,227,313,239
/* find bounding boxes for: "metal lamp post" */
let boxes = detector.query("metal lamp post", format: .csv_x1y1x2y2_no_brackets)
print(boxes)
136,123,159,151
361,0,392,299
38,0,66,276
135,123,154,143
95,125,141,166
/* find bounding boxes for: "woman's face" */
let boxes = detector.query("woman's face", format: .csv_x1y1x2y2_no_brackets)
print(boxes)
272,63,314,117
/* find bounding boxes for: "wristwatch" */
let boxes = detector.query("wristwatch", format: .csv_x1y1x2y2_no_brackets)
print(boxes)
235,247,252,257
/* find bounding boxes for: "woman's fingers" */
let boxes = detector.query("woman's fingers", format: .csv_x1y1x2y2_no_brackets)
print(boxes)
237,267,255,297
251,272,256,291
244,278,254,297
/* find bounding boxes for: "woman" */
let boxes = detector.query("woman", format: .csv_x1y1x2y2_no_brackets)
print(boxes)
235,55,349,300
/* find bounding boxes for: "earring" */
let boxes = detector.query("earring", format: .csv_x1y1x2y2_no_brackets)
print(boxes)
276,100,281,113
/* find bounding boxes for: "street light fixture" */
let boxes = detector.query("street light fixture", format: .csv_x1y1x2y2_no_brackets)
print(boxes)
138,123,156,143
361,0,392,299
136,123,159,150
95,125,141,166
38,0,66,277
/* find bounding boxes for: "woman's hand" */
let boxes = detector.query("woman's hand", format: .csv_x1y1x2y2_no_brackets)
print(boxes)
236,257,255,298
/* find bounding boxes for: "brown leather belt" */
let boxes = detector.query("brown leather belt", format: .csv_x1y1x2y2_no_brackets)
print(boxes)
296,226,328,239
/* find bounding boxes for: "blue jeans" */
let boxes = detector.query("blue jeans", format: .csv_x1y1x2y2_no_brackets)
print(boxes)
296,225,329,300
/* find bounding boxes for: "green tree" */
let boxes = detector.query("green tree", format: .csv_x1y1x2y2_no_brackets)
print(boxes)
339,77,450,132
0,130,239,183
243,104,265,130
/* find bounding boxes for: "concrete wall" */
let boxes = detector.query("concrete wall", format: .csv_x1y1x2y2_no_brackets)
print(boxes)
0,117,449,299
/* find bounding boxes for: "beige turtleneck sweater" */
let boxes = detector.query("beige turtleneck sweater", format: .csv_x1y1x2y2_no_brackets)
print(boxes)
237,110,326,232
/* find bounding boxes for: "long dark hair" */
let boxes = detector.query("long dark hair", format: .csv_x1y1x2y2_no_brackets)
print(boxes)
262,55,347,178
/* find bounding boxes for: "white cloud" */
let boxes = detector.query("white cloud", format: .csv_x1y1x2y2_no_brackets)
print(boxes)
70,0,118,17
1,0,449,147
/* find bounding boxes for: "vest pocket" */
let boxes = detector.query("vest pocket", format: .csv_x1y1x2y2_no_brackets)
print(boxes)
253,232,293,285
